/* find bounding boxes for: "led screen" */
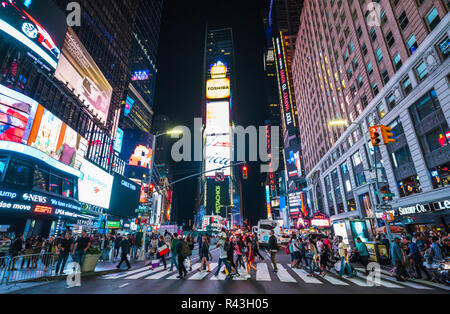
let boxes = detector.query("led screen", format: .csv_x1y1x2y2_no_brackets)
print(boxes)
55,28,112,126
205,101,230,135
0,0,67,70
205,133,231,177
131,70,150,81
78,157,113,209
206,78,230,100
109,173,140,218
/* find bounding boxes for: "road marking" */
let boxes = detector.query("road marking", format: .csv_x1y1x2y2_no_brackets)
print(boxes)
233,268,250,280
167,263,201,280
353,272,402,288
276,264,296,282
289,266,322,284
103,266,149,279
188,263,218,280
320,273,350,286
210,270,227,280
125,266,164,279
145,268,175,279
119,283,129,288
380,273,433,290
256,263,271,281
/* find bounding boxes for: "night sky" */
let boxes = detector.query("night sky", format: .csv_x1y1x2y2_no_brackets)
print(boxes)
154,0,270,226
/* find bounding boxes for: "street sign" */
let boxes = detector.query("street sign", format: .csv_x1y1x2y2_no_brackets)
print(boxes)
215,171,224,182
382,193,396,197
376,204,392,210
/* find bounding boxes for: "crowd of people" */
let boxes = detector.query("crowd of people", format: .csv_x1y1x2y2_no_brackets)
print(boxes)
285,230,450,283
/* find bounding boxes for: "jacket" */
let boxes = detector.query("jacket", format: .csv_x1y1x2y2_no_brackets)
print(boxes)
268,235,278,251
390,242,404,264
120,239,131,254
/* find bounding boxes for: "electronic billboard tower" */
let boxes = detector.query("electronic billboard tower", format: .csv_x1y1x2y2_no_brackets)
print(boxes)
201,27,239,227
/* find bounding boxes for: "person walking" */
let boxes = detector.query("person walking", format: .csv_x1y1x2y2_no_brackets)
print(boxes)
252,233,264,261
114,234,122,261
149,235,158,260
73,230,91,269
116,234,132,270
235,236,246,270
338,236,354,278
406,236,431,280
0,235,11,268
8,234,23,271
99,234,111,262
355,237,369,276
298,237,308,268
42,236,56,272
390,237,408,282
185,235,194,272
155,235,168,270
245,238,257,277
290,234,300,268
176,235,188,279
214,229,232,279
318,237,330,277
56,232,73,275
306,238,319,276
170,233,179,272
21,237,34,269
199,235,211,272
268,230,278,273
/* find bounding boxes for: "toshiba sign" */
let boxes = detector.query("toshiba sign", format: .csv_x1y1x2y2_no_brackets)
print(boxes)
206,78,230,100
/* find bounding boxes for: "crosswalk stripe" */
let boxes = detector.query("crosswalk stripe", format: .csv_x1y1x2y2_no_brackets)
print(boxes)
188,263,218,280
256,263,271,281
210,270,227,280
233,269,250,280
289,266,322,284
167,263,201,280
379,273,433,290
276,264,296,282
145,268,174,279
103,266,149,279
353,272,402,288
125,266,164,279
320,273,350,286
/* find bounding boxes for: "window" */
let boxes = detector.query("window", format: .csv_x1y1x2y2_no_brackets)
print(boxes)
415,61,428,82
409,89,440,123
386,31,395,47
357,26,362,38
398,11,409,30
401,76,412,95
372,82,379,95
436,35,449,60
370,28,377,41
4,160,32,188
381,69,390,84
408,35,418,54
393,53,402,70
389,117,404,138
352,151,362,167
347,67,353,79
361,43,368,55
391,146,413,168
376,48,383,62
357,76,363,88
426,7,441,31
386,92,396,109
344,51,349,62
429,162,450,189
33,168,49,192
380,10,387,26
353,57,358,70
341,162,349,174
367,62,373,75
377,103,386,118
0,156,7,177
398,175,422,197
349,41,355,52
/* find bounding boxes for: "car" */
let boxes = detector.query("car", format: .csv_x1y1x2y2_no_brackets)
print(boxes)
82,76,109,113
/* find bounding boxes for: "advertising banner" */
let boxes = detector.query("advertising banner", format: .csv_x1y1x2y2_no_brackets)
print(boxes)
205,101,230,135
0,0,67,70
109,173,140,218
120,129,154,169
205,133,231,177
206,78,230,100
55,28,112,126
206,179,230,217
78,157,113,209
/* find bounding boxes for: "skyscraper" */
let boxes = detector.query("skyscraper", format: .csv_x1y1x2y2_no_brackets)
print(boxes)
292,0,449,231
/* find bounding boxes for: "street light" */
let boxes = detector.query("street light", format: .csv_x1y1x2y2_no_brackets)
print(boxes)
328,118,393,242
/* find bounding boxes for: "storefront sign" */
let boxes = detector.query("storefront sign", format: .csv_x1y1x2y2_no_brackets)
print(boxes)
107,221,121,229
23,193,47,203
310,212,331,228
434,199,450,211
398,203,431,216
0,201,31,211
33,205,54,215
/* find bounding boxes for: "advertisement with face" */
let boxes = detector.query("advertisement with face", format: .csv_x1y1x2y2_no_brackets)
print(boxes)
55,28,112,126
78,157,113,209
0,0,67,70
31,107,62,157
0,83,38,143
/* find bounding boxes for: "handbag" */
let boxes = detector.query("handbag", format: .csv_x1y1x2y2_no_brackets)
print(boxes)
157,244,170,256
151,259,160,268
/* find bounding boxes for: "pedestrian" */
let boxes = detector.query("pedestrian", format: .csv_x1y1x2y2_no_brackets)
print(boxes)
176,235,188,279
149,235,158,260
73,230,91,268
390,237,408,282
8,234,23,271
245,238,257,277
21,237,34,269
431,236,443,260
318,237,329,277
42,236,56,272
337,236,354,278
290,234,301,268
268,230,278,273
297,237,308,268
114,234,122,261
99,234,110,262
406,236,431,280
0,234,11,268
170,232,179,271
252,233,264,261
355,237,369,275
56,232,73,275
235,236,246,270
199,235,211,272
214,229,232,279
185,235,194,271
155,235,167,270
116,234,132,270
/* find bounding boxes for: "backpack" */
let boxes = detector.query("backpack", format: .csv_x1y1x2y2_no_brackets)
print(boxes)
285,242,291,255
181,241,190,257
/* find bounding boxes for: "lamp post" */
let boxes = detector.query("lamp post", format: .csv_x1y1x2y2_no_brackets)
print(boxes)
137,129,183,261
328,119,393,242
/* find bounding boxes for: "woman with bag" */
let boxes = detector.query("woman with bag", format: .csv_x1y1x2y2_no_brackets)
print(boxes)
152,235,168,270
199,235,211,272
149,235,158,260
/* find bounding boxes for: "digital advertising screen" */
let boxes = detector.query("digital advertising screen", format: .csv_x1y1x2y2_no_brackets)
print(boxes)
0,83,38,143
31,106,62,156
113,127,124,154
78,157,113,209
205,133,231,177
206,180,230,216
124,96,135,117
131,70,150,81
206,78,230,100
55,27,112,126
109,173,140,218
205,101,230,135
0,0,67,70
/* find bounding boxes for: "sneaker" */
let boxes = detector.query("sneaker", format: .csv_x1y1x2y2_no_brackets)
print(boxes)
176,275,183,279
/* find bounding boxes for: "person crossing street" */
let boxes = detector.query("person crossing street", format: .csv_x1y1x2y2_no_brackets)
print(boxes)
268,230,278,273
116,234,132,270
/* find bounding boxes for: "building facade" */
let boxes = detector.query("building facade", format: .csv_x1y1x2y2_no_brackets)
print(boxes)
292,0,450,233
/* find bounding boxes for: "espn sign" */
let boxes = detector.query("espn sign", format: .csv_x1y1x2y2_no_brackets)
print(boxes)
206,78,230,100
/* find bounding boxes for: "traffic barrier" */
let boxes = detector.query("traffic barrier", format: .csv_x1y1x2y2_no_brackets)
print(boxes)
0,255,10,284
2,252,57,285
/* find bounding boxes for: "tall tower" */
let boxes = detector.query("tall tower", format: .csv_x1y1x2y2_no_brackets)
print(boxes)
201,27,238,227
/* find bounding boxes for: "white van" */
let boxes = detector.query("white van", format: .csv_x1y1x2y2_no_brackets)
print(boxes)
257,220,282,247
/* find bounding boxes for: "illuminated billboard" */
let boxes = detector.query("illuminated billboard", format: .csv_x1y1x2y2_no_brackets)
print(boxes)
124,96,134,117
131,70,150,81
78,157,113,209
0,83,38,143
205,101,230,135
205,134,231,177
206,180,230,216
210,62,227,79
0,0,67,70
206,78,230,100
113,127,124,154
55,28,112,126
129,145,152,169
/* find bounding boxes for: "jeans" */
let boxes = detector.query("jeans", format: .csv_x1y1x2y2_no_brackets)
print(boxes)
299,252,308,267
170,252,179,271
159,254,167,268
56,252,69,274
131,246,137,259
339,256,353,277
74,250,86,268
215,257,231,276
101,249,109,261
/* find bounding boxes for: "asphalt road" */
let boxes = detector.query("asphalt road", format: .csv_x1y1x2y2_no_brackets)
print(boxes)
9,247,449,294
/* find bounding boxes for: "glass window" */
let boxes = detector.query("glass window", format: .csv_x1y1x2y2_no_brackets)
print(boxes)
352,151,362,167
408,35,418,54
33,168,49,192
4,160,32,189
402,76,412,95
62,178,75,198
377,103,386,119
376,48,383,62
410,89,440,123
0,156,7,178
49,174,62,195
398,11,409,30
436,35,449,60
415,61,429,82
426,7,440,31
341,162,349,174
367,62,373,75
386,92,396,109
398,175,422,197
419,127,450,154
430,162,450,189
393,53,402,70
391,146,412,168
389,118,404,138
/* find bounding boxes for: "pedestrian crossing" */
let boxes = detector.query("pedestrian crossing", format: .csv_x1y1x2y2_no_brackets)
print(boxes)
101,262,441,290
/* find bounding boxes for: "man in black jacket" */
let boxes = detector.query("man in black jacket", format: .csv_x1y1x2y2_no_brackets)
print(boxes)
268,230,278,273
8,234,24,270
116,234,131,270
176,236,188,279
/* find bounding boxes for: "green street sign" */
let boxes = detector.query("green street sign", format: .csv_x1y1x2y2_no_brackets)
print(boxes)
382,193,395,197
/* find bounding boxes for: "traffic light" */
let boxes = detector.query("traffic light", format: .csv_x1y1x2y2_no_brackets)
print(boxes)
369,125,382,146
149,184,154,197
381,125,395,144
242,165,248,180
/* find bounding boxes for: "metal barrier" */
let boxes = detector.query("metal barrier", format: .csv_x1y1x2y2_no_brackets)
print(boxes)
0,255,11,285
1,253,58,285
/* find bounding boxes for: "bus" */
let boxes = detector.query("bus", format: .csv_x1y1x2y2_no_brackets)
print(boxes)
257,219,282,247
